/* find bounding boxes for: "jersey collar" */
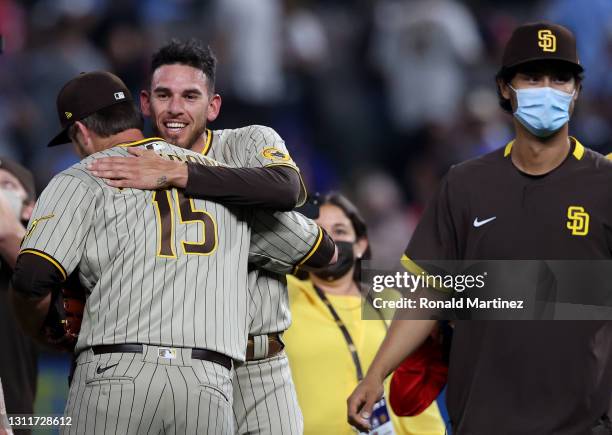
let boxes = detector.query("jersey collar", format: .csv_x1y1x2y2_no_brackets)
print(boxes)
200,129,212,155
503,136,585,160
117,137,165,147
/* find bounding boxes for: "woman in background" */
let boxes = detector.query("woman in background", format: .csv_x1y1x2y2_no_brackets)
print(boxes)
284,192,445,435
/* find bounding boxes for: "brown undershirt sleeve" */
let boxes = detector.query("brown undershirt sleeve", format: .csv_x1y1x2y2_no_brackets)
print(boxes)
185,164,302,211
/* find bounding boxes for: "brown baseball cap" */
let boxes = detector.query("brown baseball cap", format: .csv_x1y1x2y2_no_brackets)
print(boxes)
499,22,583,74
0,157,36,202
47,71,133,147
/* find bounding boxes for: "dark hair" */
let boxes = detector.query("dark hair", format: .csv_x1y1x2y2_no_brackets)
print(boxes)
151,39,217,92
322,192,372,260
68,101,144,140
495,62,584,113
496,67,519,113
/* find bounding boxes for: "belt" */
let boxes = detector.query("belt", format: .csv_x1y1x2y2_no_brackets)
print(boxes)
246,333,284,361
90,344,232,370
92,344,143,354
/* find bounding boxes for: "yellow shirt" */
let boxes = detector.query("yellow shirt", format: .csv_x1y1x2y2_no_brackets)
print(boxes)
284,276,446,435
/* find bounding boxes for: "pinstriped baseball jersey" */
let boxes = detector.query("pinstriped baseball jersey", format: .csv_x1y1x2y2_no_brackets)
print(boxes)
247,214,322,335
203,126,315,334
249,211,320,277
21,138,309,360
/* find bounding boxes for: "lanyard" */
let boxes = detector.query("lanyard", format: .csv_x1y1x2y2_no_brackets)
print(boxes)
313,285,387,381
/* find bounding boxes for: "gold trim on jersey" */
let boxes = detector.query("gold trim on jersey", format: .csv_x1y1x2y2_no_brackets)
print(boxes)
400,255,453,294
19,249,67,281
200,129,212,155
504,137,585,160
264,163,308,207
297,226,323,267
264,162,298,170
572,138,585,160
118,137,165,147
503,140,513,157
173,189,218,256
401,254,426,275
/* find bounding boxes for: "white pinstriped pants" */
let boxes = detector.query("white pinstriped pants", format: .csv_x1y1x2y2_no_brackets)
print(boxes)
62,346,233,435
232,352,303,435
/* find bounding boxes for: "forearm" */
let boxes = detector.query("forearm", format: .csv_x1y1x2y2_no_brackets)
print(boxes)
0,225,26,268
366,319,436,381
11,252,64,338
297,228,337,271
185,165,301,210
10,291,52,338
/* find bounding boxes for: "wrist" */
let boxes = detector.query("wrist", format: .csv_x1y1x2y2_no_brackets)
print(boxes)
168,161,188,188
366,365,387,384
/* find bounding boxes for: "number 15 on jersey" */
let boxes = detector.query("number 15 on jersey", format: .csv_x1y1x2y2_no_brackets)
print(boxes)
152,189,218,258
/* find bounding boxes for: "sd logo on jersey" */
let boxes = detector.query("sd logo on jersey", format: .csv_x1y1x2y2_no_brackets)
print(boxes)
567,206,589,236
262,147,291,162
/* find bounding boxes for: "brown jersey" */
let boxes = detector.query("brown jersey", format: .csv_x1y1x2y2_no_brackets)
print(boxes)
405,138,612,435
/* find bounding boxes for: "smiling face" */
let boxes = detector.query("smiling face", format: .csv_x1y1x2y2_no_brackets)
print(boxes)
141,64,221,150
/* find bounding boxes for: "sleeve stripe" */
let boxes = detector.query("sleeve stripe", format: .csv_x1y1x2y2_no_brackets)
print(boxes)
264,162,298,169
400,254,426,275
400,254,453,294
296,226,323,266
19,249,67,281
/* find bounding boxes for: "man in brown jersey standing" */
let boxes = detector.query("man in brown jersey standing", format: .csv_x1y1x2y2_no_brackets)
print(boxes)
348,22,612,435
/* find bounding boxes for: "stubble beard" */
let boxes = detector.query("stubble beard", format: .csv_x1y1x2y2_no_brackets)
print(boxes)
152,122,207,152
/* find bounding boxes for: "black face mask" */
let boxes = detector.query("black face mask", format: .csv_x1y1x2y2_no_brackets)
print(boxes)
314,241,355,282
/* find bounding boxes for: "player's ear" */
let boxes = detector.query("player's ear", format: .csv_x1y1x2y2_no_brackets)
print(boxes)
573,81,582,100
140,90,151,117
498,78,512,100
569,81,581,116
206,94,222,123
74,121,90,143
72,121,95,157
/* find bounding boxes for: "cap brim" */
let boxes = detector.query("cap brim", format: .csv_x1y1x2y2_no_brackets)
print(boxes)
47,128,71,147
499,57,584,76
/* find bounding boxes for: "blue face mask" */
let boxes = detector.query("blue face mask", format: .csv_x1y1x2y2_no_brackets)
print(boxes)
510,86,575,138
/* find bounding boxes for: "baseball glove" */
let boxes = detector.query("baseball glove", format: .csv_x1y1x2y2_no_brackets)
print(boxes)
42,280,86,352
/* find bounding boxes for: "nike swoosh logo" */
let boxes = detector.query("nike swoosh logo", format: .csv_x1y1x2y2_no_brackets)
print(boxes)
96,363,118,374
473,216,496,227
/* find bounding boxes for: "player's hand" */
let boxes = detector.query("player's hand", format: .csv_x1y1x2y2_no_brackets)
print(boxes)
347,374,384,432
0,190,25,243
87,148,188,190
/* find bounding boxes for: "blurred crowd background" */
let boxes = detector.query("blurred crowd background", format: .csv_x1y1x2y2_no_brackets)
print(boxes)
1,0,612,428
